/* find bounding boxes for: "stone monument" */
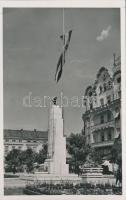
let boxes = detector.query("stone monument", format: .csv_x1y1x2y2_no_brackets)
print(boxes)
44,99,69,175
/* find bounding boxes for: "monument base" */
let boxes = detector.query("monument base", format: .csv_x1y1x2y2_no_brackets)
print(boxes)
21,173,81,185
44,158,69,176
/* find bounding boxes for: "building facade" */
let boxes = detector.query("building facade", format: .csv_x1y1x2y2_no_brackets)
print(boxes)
4,129,48,156
82,56,121,157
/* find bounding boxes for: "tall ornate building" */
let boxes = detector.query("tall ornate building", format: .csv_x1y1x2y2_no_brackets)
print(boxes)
82,55,121,158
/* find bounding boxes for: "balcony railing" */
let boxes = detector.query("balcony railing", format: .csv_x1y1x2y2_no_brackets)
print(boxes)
83,99,120,117
91,120,114,132
92,140,114,148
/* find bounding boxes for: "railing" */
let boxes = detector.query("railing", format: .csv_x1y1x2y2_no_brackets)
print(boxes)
92,140,114,148
83,99,120,116
81,167,103,173
91,120,114,131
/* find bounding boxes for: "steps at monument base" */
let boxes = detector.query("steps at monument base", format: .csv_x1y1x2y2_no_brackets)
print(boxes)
81,175,115,185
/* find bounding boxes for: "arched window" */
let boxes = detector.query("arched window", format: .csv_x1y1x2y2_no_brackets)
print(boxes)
99,86,103,94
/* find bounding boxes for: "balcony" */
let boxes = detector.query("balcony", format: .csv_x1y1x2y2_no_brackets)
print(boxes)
82,99,120,118
92,140,114,148
91,120,114,132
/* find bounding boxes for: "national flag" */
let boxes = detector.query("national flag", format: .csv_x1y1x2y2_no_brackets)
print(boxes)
55,30,72,82
55,53,64,82
60,30,72,52
64,30,72,52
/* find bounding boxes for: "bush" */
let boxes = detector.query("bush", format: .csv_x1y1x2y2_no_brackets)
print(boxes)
4,174,19,178
24,181,122,195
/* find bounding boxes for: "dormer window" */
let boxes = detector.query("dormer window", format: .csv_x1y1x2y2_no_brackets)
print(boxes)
103,73,107,81
99,86,103,94
117,77,121,83
107,95,111,104
108,81,112,89
89,91,92,97
103,83,107,92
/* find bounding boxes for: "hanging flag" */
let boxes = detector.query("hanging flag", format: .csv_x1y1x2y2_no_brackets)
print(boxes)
55,30,72,82
60,30,72,52
55,53,64,82
64,30,72,52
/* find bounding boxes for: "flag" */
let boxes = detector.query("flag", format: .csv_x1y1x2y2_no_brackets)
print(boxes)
64,30,72,52
55,53,64,82
55,30,72,82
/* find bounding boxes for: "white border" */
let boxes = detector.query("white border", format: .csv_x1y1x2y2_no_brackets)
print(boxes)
0,0,125,200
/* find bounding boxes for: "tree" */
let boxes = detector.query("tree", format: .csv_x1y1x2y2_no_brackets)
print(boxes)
5,149,22,173
87,148,103,166
111,135,122,166
20,148,37,173
67,133,90,174
35,143,47,164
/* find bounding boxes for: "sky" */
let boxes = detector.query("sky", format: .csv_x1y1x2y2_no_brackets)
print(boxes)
3,8,120,136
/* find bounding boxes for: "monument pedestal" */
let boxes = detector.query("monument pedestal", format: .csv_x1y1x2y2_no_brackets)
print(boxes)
21,104,81,184
30,104,81,183
44,105,69,175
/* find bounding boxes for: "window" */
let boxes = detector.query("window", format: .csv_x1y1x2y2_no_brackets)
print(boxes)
99,86,103,94
100,115,104,124
101,132,105,142
5,139,9,142
108,130,112,140
5,146,8,151
118,91,121,98
27,140,31,143
33,147,36,151
19,140,22,143
90,102,93,110
103,83,107,92
107,95,111,104
115,107,119,113
88,135,90,143
93,133,98,143
107,112,111,122
100,98,104,106
12,139,16,142
89,91,92,97
108,81,112,89
103,74,106,81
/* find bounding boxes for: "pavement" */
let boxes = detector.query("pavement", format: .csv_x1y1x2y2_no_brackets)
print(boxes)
4,178,26,188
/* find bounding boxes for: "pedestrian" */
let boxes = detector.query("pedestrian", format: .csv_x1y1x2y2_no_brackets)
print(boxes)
116,167,122,187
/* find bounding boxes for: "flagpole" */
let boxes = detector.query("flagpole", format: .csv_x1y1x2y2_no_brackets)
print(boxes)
62,7,65,136
55,9,72,136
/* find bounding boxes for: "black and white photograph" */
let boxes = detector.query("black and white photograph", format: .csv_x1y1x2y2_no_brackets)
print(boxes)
2,1,125,197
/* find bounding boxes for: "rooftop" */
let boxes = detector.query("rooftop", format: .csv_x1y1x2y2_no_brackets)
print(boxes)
4,129,48,140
